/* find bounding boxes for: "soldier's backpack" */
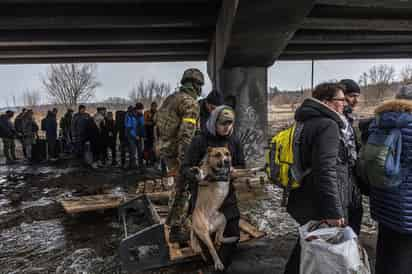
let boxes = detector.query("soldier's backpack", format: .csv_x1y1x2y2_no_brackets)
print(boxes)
265,122,311,206
359,124,402,189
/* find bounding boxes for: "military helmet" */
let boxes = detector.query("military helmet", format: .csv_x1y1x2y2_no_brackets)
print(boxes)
181,68,204,85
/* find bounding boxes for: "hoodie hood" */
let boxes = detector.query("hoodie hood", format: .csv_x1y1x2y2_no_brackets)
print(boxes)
373,99,412,129
206,105,234,137
295,97,346,128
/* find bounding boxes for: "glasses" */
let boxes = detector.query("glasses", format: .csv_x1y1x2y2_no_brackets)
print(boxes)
330,97,346,102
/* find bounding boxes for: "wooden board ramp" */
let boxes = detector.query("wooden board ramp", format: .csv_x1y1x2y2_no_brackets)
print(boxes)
60,192,170,214
61,194,126,214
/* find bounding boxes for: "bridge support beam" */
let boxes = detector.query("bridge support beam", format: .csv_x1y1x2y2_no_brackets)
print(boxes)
219,67,267,167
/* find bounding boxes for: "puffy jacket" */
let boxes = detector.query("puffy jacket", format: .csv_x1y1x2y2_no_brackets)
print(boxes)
125,112,144,139
287,98,351,225
368,100,412,234
182,106,245,221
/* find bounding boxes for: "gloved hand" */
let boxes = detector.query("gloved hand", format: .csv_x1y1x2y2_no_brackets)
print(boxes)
182,166,201,184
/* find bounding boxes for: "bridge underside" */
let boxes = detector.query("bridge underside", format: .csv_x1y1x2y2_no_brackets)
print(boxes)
0,0,220,64
2,0,412,166
1,1,412,64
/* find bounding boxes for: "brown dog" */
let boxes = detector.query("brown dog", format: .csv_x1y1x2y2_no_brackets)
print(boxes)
190,147,238,271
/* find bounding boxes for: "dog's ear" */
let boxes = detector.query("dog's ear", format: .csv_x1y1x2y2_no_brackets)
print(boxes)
207,147,213,154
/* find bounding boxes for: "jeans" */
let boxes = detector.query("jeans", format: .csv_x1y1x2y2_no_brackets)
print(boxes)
127,136,143,168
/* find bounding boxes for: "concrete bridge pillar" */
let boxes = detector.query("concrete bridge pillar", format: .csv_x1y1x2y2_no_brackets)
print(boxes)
219,67,267,167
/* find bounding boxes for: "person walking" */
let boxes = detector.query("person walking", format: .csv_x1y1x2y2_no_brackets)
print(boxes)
284,83,351,274
366,84,412,274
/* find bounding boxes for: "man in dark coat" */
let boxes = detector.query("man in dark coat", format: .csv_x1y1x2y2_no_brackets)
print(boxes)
284,83,351,274
181,106,245,273
340,79,365,236
199,89,224,133
115,109,128,168
0,110,17,163
71,105,91,159
144,102,157,166
102,111,117,166
41,110,58,159
60,109,74,153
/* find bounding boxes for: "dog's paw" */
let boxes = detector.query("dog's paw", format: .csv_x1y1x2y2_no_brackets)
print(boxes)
214,260,225,271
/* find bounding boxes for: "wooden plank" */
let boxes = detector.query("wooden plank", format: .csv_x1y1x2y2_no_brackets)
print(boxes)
146,191,170,205
61,194,124,214
239,219,265,239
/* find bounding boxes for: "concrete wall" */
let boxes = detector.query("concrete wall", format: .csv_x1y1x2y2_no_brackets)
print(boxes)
220,67,267,167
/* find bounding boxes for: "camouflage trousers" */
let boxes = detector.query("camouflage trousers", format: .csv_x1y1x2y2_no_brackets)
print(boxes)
166,173,191,228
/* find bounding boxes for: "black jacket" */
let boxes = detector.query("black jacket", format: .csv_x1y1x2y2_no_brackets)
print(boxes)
182,131,245,221
71,112,91,143
199,99,210,133
0,114,16,138
287,98,350,225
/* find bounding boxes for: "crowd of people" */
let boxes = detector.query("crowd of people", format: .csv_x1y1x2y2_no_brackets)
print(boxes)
1,67,412,274
0,102,160,169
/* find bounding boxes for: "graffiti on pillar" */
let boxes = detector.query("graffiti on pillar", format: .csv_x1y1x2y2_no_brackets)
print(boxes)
237,105,265,165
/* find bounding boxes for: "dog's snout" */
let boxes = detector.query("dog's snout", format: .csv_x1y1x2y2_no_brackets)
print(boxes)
224,159,230,166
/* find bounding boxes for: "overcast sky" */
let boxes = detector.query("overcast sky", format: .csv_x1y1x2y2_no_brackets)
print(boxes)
0,58,411,107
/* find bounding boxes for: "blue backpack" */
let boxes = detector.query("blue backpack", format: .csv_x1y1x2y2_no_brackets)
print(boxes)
360,124,402,189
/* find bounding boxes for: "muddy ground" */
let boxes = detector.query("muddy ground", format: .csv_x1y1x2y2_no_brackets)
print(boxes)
0,158,378,274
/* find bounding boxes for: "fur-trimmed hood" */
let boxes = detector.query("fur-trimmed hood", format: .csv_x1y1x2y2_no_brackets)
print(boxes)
375,99,412,115
373,100,412,129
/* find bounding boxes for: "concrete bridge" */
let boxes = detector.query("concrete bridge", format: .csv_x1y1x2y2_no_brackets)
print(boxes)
2,0,412,165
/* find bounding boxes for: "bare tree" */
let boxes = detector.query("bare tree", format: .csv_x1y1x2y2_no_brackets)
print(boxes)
400,65,412,84
103,96,131,109
362,65,396,99
42,64,101,107
22,89,41,108
129,79,172,106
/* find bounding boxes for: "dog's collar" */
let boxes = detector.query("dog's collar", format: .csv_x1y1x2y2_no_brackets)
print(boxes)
204,167,230,182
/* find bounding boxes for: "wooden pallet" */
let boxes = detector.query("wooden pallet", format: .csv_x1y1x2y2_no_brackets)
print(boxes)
164,218,265,261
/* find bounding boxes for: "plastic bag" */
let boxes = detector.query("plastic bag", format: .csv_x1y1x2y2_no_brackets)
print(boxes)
299,221,371,274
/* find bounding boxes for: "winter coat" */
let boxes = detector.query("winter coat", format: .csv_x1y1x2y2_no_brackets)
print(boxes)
115,111,126,142
42,113,57,140
343,107,364,210
0,114,16,138
125,112,145,139
21,115,38,140
93,112,105,132
287,97,351,225
182,106,245,221
199,99,210,133
102,118,116,143
71,112,90,143
60,112,73,136
155,84,200,164
368,100,412,234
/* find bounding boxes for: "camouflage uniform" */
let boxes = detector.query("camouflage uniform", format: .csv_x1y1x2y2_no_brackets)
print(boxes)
154,68,203,235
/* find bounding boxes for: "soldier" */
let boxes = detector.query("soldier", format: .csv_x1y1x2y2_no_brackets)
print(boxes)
154,68,204,243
